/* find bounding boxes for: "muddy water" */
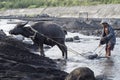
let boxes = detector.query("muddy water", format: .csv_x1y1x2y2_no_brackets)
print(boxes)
49,37,120,80
94,57,119,80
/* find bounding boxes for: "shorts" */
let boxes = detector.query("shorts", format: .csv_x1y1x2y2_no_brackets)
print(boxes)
105,43,115,51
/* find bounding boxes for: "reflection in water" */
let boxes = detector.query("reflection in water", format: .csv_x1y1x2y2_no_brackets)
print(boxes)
101,58,115,80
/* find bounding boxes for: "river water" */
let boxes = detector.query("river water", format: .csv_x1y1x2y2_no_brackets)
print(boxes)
0,19,120,80
46,30,120,80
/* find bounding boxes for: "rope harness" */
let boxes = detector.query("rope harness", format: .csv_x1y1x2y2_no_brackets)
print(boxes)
28,27,37,39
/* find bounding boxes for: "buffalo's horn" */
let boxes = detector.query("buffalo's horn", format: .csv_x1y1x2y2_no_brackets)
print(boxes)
21,21,28,26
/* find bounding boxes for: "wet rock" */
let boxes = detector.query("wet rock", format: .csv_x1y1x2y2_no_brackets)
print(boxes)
39,14,50,18
66,36,81,43
0,37,68,80
73,36,80,40
65,67,95,80
66,37,74,42
88,54,98,59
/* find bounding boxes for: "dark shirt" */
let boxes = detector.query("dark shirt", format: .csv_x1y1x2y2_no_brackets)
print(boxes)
100,25,116,45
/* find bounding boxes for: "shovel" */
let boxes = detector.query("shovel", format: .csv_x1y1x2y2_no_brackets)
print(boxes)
88,46,105,59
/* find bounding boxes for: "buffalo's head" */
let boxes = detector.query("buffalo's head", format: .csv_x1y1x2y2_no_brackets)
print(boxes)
9,22,28,35
9,22,36,38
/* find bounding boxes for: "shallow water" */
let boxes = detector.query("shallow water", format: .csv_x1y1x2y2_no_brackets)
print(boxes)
46,33,120,80
0,19,120,80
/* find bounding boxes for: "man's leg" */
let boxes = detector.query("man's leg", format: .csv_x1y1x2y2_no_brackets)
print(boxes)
105,46,108,57
106,44,111,57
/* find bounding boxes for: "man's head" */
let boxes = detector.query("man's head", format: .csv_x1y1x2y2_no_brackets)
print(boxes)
100,19,109,27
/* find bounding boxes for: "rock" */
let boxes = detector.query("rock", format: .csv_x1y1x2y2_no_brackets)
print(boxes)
88,54,98,59
66,36,81,43
0,36,68,80
39,14,50,18
65,67,95,80
73,36,80,40
66,37,74,42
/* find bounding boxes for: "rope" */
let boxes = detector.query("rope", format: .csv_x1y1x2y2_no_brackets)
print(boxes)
28,27,38,39
98,46,105,56
92,46,99,53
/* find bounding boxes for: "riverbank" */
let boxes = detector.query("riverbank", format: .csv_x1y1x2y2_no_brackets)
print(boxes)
0,4,120,18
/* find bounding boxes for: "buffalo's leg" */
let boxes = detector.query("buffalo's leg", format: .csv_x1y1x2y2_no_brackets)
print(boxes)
39,44,45,56
64,45,67,59
32,43,39,52
57,43,67,59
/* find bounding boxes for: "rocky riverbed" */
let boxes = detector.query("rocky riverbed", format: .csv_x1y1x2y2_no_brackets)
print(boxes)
0,18,120,80
0,34,68,80
0,4,120,80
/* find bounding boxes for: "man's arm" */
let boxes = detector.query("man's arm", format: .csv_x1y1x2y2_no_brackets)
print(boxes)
104,27,114,40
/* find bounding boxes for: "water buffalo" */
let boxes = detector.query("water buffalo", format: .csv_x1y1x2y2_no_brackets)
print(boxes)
9,22,67,59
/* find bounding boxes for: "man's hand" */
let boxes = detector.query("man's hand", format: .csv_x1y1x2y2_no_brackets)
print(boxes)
98,44,101,47
101,37,105,41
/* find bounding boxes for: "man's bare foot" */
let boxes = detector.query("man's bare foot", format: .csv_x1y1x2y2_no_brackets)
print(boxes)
105,55,110,58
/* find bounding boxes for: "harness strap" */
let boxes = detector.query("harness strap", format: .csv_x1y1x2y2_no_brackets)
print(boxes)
28,27,37,39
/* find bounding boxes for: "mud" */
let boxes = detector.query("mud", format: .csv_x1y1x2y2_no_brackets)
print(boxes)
0,36,68,80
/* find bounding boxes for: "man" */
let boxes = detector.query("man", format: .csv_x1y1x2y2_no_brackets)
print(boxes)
99,20,116,58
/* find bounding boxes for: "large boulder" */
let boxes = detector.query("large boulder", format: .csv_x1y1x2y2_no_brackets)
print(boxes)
65,67,96,80
66,37,74,42
0,37,68,80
